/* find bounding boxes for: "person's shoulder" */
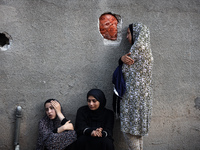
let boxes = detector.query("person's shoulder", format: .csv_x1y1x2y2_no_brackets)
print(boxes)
38,116,49,125
76,106,90,118
77,105,88,112
39,115,48,121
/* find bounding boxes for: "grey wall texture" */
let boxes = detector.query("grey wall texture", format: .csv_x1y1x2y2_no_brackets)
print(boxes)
0,0,200,150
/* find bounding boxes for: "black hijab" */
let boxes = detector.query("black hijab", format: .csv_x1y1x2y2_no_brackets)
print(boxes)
129,24,134,45
44,98,57,107
87,89,107,121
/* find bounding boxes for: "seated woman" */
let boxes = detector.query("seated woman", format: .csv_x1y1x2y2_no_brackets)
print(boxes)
75,89,115,150
36,99,77,150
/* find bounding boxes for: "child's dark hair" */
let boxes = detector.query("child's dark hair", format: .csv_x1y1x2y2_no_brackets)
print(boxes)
44,99,57,107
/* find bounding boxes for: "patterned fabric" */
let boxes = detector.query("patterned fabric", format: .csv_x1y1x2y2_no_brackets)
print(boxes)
121,23,153,136
36,116,77,150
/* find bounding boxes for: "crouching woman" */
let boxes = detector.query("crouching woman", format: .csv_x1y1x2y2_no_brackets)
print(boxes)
36,99,77,150
75,89,115,150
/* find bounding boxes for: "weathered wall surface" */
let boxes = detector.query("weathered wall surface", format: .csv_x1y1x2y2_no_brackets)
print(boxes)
0,0,199,149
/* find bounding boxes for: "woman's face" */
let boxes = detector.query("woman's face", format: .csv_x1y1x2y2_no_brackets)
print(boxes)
87,96,100,111
126,28,132,44
45,102,57,119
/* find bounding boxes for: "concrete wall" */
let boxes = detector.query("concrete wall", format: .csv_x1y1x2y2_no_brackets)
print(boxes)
0,0,200,149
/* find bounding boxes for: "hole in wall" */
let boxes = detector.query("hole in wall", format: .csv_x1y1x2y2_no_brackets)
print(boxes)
99,13,118,41
0,32,12,51
99,12,122,45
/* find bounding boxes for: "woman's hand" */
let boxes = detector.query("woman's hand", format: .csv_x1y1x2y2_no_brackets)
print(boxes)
91,130,102,137
96,128,103,133
121,52,134,65
51,100,61,113
91,128,103,137
51,100,65,121
63,120,74,130
57,120,74,133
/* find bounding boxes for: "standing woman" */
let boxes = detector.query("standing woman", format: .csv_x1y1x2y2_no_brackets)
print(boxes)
75,89,115,150
120,23,153,150
36,99,77,150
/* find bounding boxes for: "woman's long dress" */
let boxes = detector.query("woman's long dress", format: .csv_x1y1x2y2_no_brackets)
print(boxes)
121,23,154,136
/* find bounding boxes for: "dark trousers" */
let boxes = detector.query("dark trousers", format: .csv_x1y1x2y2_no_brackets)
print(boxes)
112,93,121,118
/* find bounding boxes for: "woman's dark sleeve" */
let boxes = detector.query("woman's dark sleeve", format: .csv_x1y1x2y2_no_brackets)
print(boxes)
75,107,95,137
53,118,69,133
61,118,68,125
102,109,114,138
